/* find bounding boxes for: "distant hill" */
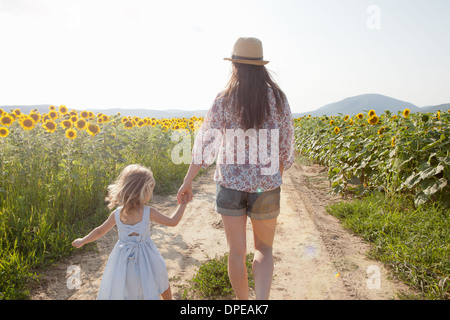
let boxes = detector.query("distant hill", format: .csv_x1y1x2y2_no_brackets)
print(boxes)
2,94,448,119
420,103,450,113
296,93,423,117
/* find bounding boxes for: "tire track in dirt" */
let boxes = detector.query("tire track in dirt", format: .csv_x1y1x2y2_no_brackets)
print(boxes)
282,162,411,299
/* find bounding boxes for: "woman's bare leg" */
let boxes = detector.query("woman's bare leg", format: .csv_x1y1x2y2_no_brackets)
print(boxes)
221,214,248,300
251,217,277,300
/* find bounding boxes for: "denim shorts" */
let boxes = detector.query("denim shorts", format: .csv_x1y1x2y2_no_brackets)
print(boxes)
215,184,281,220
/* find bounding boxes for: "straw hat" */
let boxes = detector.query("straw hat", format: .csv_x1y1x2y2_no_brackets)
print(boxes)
224,37,269,66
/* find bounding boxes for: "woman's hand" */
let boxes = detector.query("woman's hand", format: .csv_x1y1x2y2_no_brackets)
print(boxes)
177,181,193,204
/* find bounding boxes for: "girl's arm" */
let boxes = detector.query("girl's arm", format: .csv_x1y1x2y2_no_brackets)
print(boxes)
150,203,187,227
72,211,116,248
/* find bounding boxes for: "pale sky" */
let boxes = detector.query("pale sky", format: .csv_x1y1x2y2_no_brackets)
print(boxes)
1,0,450,113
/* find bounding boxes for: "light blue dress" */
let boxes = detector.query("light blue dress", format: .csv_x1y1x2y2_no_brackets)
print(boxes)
97,206,169,300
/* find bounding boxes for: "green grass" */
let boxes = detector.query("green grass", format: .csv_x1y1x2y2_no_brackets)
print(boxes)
0,124,190,299
326,192,449,300
181,253,255,300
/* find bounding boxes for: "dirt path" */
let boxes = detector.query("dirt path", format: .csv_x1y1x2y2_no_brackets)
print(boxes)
31,163,411,300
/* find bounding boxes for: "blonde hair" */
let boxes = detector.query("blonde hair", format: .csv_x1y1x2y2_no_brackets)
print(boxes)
105,164,155,216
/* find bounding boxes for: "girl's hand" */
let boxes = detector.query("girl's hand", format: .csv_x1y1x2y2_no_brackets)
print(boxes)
179,193,189,205
72,238,85,248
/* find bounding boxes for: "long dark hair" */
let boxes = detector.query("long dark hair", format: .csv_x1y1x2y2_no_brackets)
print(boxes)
219,62,286,130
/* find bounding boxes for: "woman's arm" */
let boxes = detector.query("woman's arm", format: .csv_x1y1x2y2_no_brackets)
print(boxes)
177,163,201,204
178,97,223,204
72,212,116,248
278,100,295,173
150,203,187,227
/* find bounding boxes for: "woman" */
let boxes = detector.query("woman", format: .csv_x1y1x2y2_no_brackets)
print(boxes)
177,37,294,300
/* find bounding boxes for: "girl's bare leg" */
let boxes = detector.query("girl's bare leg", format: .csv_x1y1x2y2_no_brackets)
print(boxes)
161,285,172,300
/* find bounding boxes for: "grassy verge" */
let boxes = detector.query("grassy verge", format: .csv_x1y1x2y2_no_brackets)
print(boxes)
181,253,255,300
326,192,449,300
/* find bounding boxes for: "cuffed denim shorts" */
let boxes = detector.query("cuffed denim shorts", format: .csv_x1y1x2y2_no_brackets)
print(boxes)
215,184,281,220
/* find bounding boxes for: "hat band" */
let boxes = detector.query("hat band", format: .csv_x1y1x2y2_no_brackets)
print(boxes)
232,55,264,61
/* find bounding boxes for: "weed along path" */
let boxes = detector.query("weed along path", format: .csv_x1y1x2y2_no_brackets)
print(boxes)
31,163,411,300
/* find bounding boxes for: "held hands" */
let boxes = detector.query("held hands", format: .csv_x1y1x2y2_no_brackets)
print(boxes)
177,181,194,205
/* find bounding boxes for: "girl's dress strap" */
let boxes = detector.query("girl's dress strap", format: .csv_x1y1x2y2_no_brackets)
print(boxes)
113,207,121,225
144,206,151,223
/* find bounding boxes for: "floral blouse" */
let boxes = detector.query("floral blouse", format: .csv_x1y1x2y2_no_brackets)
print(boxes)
192,87,295,193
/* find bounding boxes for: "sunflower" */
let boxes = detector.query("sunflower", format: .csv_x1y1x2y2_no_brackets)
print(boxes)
49,111,58,120
137,120,145,127
0,108,4,117
391,136,396,147
20,116,35,130
29,112,40,123
377,127,385,135
348,118,354,125
368,115,379,125
124,120,134,129
368,110,376,117
75,119,87,130
65,128,77,140
402,108,410,118
102,114,109,122
61,120,73,129
329,120,335,126
49,105,56,111
1,115,14,127
13,109,22,116
357,113,364,119
121,116,129,123
70,115,78,123
334,127,340,134
59,105,68,114
87,124,100,137
436,111,441,120
43,120,57,133
0,127,9,138
42,114,51,122
421,114,430,122
343,115,350,121
80,111,89,119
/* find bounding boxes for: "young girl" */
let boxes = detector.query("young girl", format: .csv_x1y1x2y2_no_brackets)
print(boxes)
72,164,187,300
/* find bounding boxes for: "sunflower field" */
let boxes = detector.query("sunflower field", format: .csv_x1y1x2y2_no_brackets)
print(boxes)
0,105,202,299
294,109,450,207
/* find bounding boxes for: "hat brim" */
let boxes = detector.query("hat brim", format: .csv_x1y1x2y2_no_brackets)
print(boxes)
224,57,269,66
